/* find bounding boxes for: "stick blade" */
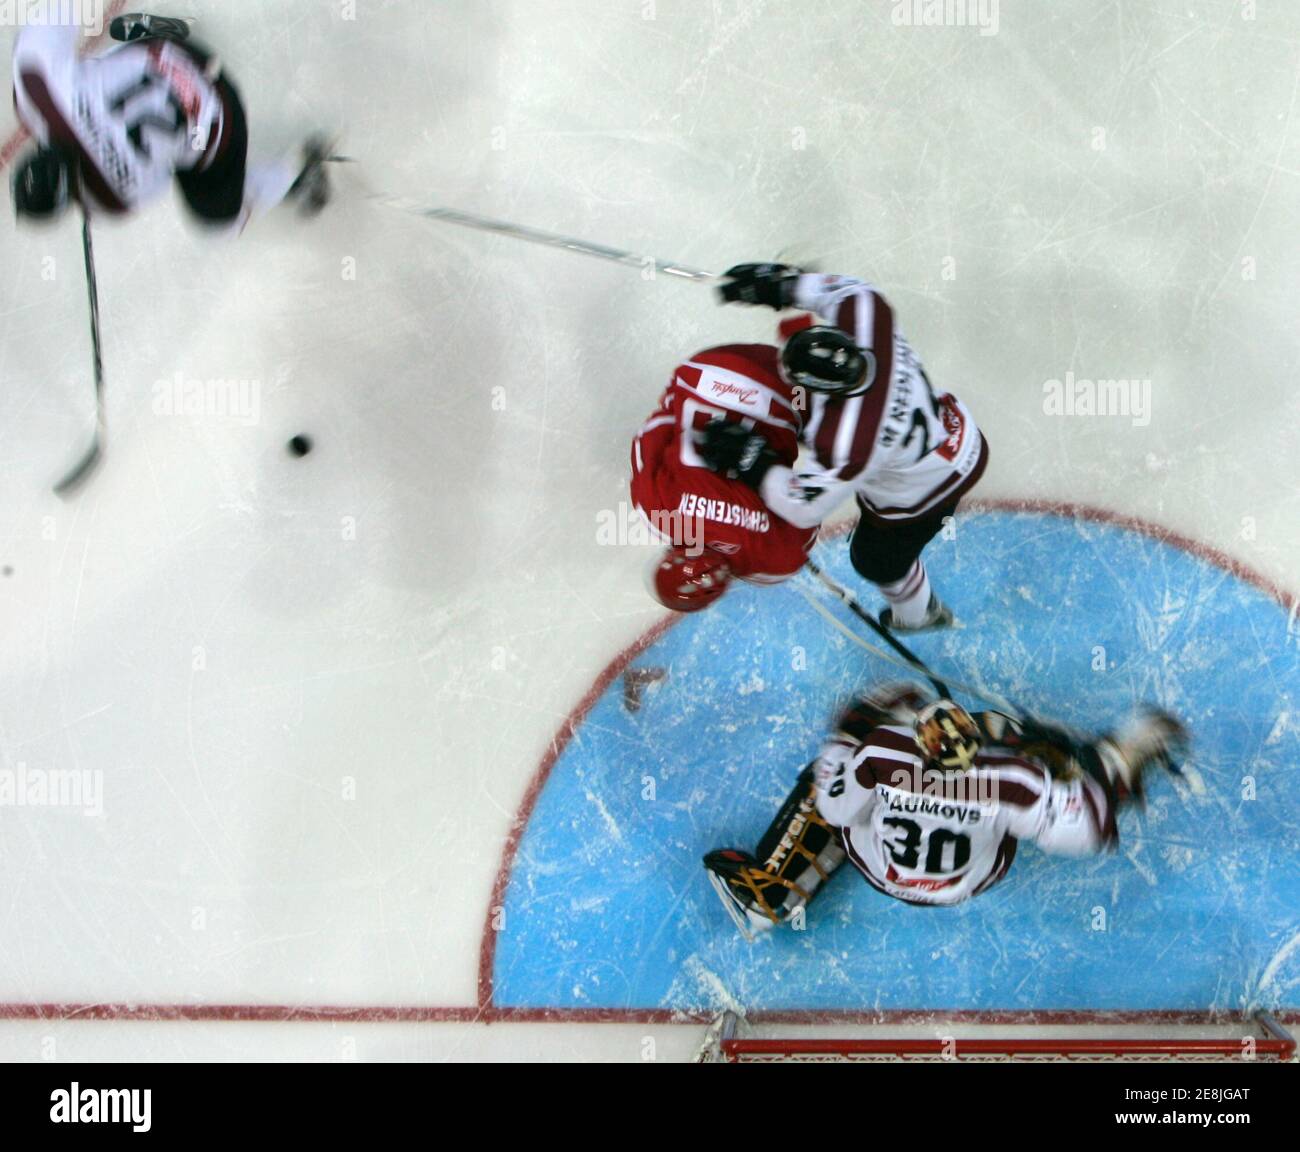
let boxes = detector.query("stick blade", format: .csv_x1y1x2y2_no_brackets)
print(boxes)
53,435,103,498
706,870,770,943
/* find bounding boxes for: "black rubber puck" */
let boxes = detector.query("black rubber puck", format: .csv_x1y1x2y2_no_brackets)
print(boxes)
288,435,312,457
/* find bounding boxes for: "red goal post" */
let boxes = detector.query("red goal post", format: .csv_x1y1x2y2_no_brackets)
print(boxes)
700,1012,1296,1063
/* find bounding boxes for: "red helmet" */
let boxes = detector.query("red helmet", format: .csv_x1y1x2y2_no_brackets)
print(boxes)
650,547,732,613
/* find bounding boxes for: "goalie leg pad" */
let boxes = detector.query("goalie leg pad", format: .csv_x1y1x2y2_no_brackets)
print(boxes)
703,767,845,931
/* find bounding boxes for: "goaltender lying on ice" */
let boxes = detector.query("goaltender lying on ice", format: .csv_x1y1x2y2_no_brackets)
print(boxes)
705,682,1186,939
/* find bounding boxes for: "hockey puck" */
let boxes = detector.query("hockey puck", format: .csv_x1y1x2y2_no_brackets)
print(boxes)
287,435,312,457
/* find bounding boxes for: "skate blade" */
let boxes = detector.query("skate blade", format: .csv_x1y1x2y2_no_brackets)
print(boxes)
707,870,767,943
882,615,958,635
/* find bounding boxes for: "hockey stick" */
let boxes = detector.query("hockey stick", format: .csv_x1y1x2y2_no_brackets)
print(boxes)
801,561,1115,766
383,194,1138,760
805,558,953,700
381,197,1021,709
380,197,977,706
804,558,1069,724
796,580,1023,714
370,195,719,283
53,213,106,498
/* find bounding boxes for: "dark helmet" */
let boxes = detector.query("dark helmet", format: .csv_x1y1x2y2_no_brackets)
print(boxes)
12,147,73,220
780,325,874,397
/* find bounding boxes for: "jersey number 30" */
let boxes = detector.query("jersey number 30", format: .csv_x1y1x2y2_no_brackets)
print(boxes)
881,817,971,874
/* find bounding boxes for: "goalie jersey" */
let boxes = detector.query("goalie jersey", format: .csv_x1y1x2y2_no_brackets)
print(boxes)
813,724,1115,906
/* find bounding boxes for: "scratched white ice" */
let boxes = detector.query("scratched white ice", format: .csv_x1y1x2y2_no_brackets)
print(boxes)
0,1,1296,1061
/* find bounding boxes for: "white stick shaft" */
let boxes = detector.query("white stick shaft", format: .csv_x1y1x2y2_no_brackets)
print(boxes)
372,195,719,283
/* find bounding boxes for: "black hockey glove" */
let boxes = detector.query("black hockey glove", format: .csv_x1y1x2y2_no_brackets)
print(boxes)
697,421,780,487
976,710,1093,777
110,14,192,44
717,263,801,310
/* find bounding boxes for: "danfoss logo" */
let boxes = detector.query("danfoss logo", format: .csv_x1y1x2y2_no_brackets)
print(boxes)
709,380,760,406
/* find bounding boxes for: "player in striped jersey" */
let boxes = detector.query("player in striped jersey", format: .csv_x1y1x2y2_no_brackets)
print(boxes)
9,13,328,232
704,684,1185,935
702,264,990,630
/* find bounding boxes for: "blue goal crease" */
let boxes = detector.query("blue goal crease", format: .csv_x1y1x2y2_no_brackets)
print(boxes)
493,510,1300,1015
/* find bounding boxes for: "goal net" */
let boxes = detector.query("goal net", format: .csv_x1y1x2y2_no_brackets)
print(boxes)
698,1012,1296,1063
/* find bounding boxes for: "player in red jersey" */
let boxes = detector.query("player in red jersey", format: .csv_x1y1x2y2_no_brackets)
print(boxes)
631,262,989,620
630,342,819,611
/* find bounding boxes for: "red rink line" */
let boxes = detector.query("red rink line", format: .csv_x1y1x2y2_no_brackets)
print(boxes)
475,612,680,1011
0,0,128,171
968,498,1297,611
0,1003,1295,1028
0,511,1293,1026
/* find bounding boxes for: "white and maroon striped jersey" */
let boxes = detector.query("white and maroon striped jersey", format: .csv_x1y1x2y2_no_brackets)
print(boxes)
12,22,225,214
759,273,988,528
813,724,1114,905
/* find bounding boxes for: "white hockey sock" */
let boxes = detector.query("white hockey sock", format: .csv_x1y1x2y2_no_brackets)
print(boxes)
878,561,931,627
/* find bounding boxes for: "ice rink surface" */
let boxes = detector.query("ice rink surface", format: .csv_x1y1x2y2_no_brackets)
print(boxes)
0,1,1296,1061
